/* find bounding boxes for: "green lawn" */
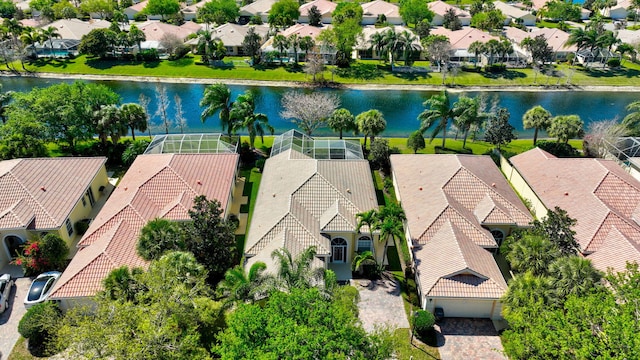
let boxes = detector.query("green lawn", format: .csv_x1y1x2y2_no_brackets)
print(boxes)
6,55,640,87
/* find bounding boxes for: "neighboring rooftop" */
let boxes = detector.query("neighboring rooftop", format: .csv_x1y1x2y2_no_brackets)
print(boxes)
391,154,531,299
47,19,111,40
299,0,337,16
510,147,640,272
361,0,401,19
0,157,106,230
144,133,238,155
428,0,470,18
50,153,239,299
270,130,364,160
431,27,499,49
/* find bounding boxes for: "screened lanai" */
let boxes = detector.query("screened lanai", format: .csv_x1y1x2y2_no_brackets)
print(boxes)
270,130,364,160
144,134,238,154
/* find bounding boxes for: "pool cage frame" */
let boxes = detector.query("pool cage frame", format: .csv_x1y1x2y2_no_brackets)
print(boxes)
270,130,364,160
144,133,238,155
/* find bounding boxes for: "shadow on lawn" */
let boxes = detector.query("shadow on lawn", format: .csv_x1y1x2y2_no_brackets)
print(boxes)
582,67,640,78
335,63,384,80
481,69,527,80
29,58,74,69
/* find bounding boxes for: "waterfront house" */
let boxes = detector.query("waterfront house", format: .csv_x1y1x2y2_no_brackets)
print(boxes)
428,1,471,27
239,0,278,24
361,0,403,26
298,0,337,24
493,1,536,26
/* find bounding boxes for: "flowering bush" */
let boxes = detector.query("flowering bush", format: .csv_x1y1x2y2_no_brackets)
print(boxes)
13,234,69,276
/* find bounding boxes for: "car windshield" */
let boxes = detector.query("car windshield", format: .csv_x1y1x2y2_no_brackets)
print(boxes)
0,280,6,294
27,277,51,301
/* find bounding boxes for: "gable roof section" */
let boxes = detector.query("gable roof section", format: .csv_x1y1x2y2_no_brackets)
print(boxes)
431,27,499,50
50,153,238,299
428,0,470,17
0,157,106,230
245,149,377,271
493,1,534,19
47,19,111,40
138,21,194,41
240,0,278,16
299,0,337,16
510,147,640,272
207,23,269,47
415,220,507,298
361,0,400,18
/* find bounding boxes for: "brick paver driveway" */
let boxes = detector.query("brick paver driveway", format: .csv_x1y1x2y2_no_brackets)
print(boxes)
0,277,29,360
354,274,410,333
435,318,506,360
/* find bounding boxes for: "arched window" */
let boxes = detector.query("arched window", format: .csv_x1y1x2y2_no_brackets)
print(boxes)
4,235,25,259
357,236,372,253
331,237,347,263
490,229,505,245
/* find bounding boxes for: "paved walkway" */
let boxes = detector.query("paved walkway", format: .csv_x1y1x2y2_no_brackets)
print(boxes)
0,274,29,360
354,275,409,332
435,318,506,360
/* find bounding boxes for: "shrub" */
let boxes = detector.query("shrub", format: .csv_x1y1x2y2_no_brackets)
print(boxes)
484,64,506,73
138,49,159,62
255,158,266,172
18,302,62,355
14,234,69,276
249,15,263,24
369,138,391,173
122,139,150,165
75,220,90,235
412,310,436,333
607,58,620,68
133,12,147,21
536,140,579,157
239,141,255,166
169,44,190,60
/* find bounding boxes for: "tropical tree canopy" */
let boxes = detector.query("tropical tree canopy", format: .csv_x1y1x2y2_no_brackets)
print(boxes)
356,109,386,148
522,105,552,145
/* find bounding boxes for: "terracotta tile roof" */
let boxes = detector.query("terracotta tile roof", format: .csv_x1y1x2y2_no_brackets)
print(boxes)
50,153,238,299
239,0,278,16
391,154,529,300
245,149,378,272
510,148,640,272
428,0,470,18
299,0,337,16
138,21,194,42
431,27,499,50
361,0,400,18
415,220,507,299
0,157,106,230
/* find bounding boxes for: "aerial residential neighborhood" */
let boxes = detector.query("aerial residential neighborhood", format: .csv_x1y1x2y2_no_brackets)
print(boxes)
1,0,640,357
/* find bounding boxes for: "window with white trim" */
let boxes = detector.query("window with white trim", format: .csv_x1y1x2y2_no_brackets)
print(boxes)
66,218,74,237
357,236,372,253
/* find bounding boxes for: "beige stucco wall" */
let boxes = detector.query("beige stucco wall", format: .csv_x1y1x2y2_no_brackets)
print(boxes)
327,231,385,265
500,153,547,219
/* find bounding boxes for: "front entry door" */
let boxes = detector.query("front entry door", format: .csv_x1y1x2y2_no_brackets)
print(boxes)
331,238,347,263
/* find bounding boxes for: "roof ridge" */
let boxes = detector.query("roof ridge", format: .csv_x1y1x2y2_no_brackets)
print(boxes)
6,171,57,227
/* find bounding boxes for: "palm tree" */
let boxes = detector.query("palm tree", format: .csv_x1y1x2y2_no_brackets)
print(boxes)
383,28,403,67
452,95,485,148
374,216,403,270
298,35,315,61
102,266,144,302
484,39,501,65
19,27,40,59
419,90,456,148
288,33,299,63
327,108,356,139
218,262,270,306
128,24,146,52
356,209,379,235
468,41,484,67
522,105,552,145
502,272,554,311
616,42,635,64
95,104,128,145
272,34,289,64
136,218,184,261
351,251,378,277
0,84,13,124
623,101,640,135
39,26,60,58
200,83,235,137
505,234,560,276
399,30,419,66
196,29,214,63
369,31,388,62
270,246,326,292
230,91,274,149
549,256,602,302
119,103,148,140
356,109,386,149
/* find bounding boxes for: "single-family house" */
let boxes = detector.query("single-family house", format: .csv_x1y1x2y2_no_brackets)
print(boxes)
504,27,576,62
428,1,471,27
187,23,269,56
431,27,499,64
617,29,640,47
262,24,333,62
46,18,111,41
124,0,159,20
138,21,195,42
361,0,403,25
0,158,110,269
49,152,240,310
239,0,278,24
243,131,381,282
355,25,422,60
299,0,337,24
182,1,206,21
506,147,640,274
601,0,634,19
493,1,536,26
390,154,532,319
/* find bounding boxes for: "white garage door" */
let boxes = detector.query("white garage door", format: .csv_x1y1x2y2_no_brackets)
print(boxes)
435,299,495,318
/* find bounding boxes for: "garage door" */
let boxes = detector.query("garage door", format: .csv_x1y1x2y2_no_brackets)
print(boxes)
434,299,495,318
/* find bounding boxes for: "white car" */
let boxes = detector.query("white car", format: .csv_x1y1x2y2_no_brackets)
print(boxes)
24,271,61,309
0,273,14,313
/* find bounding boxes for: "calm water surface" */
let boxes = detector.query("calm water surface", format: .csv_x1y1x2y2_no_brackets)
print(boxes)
3,77,636,138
